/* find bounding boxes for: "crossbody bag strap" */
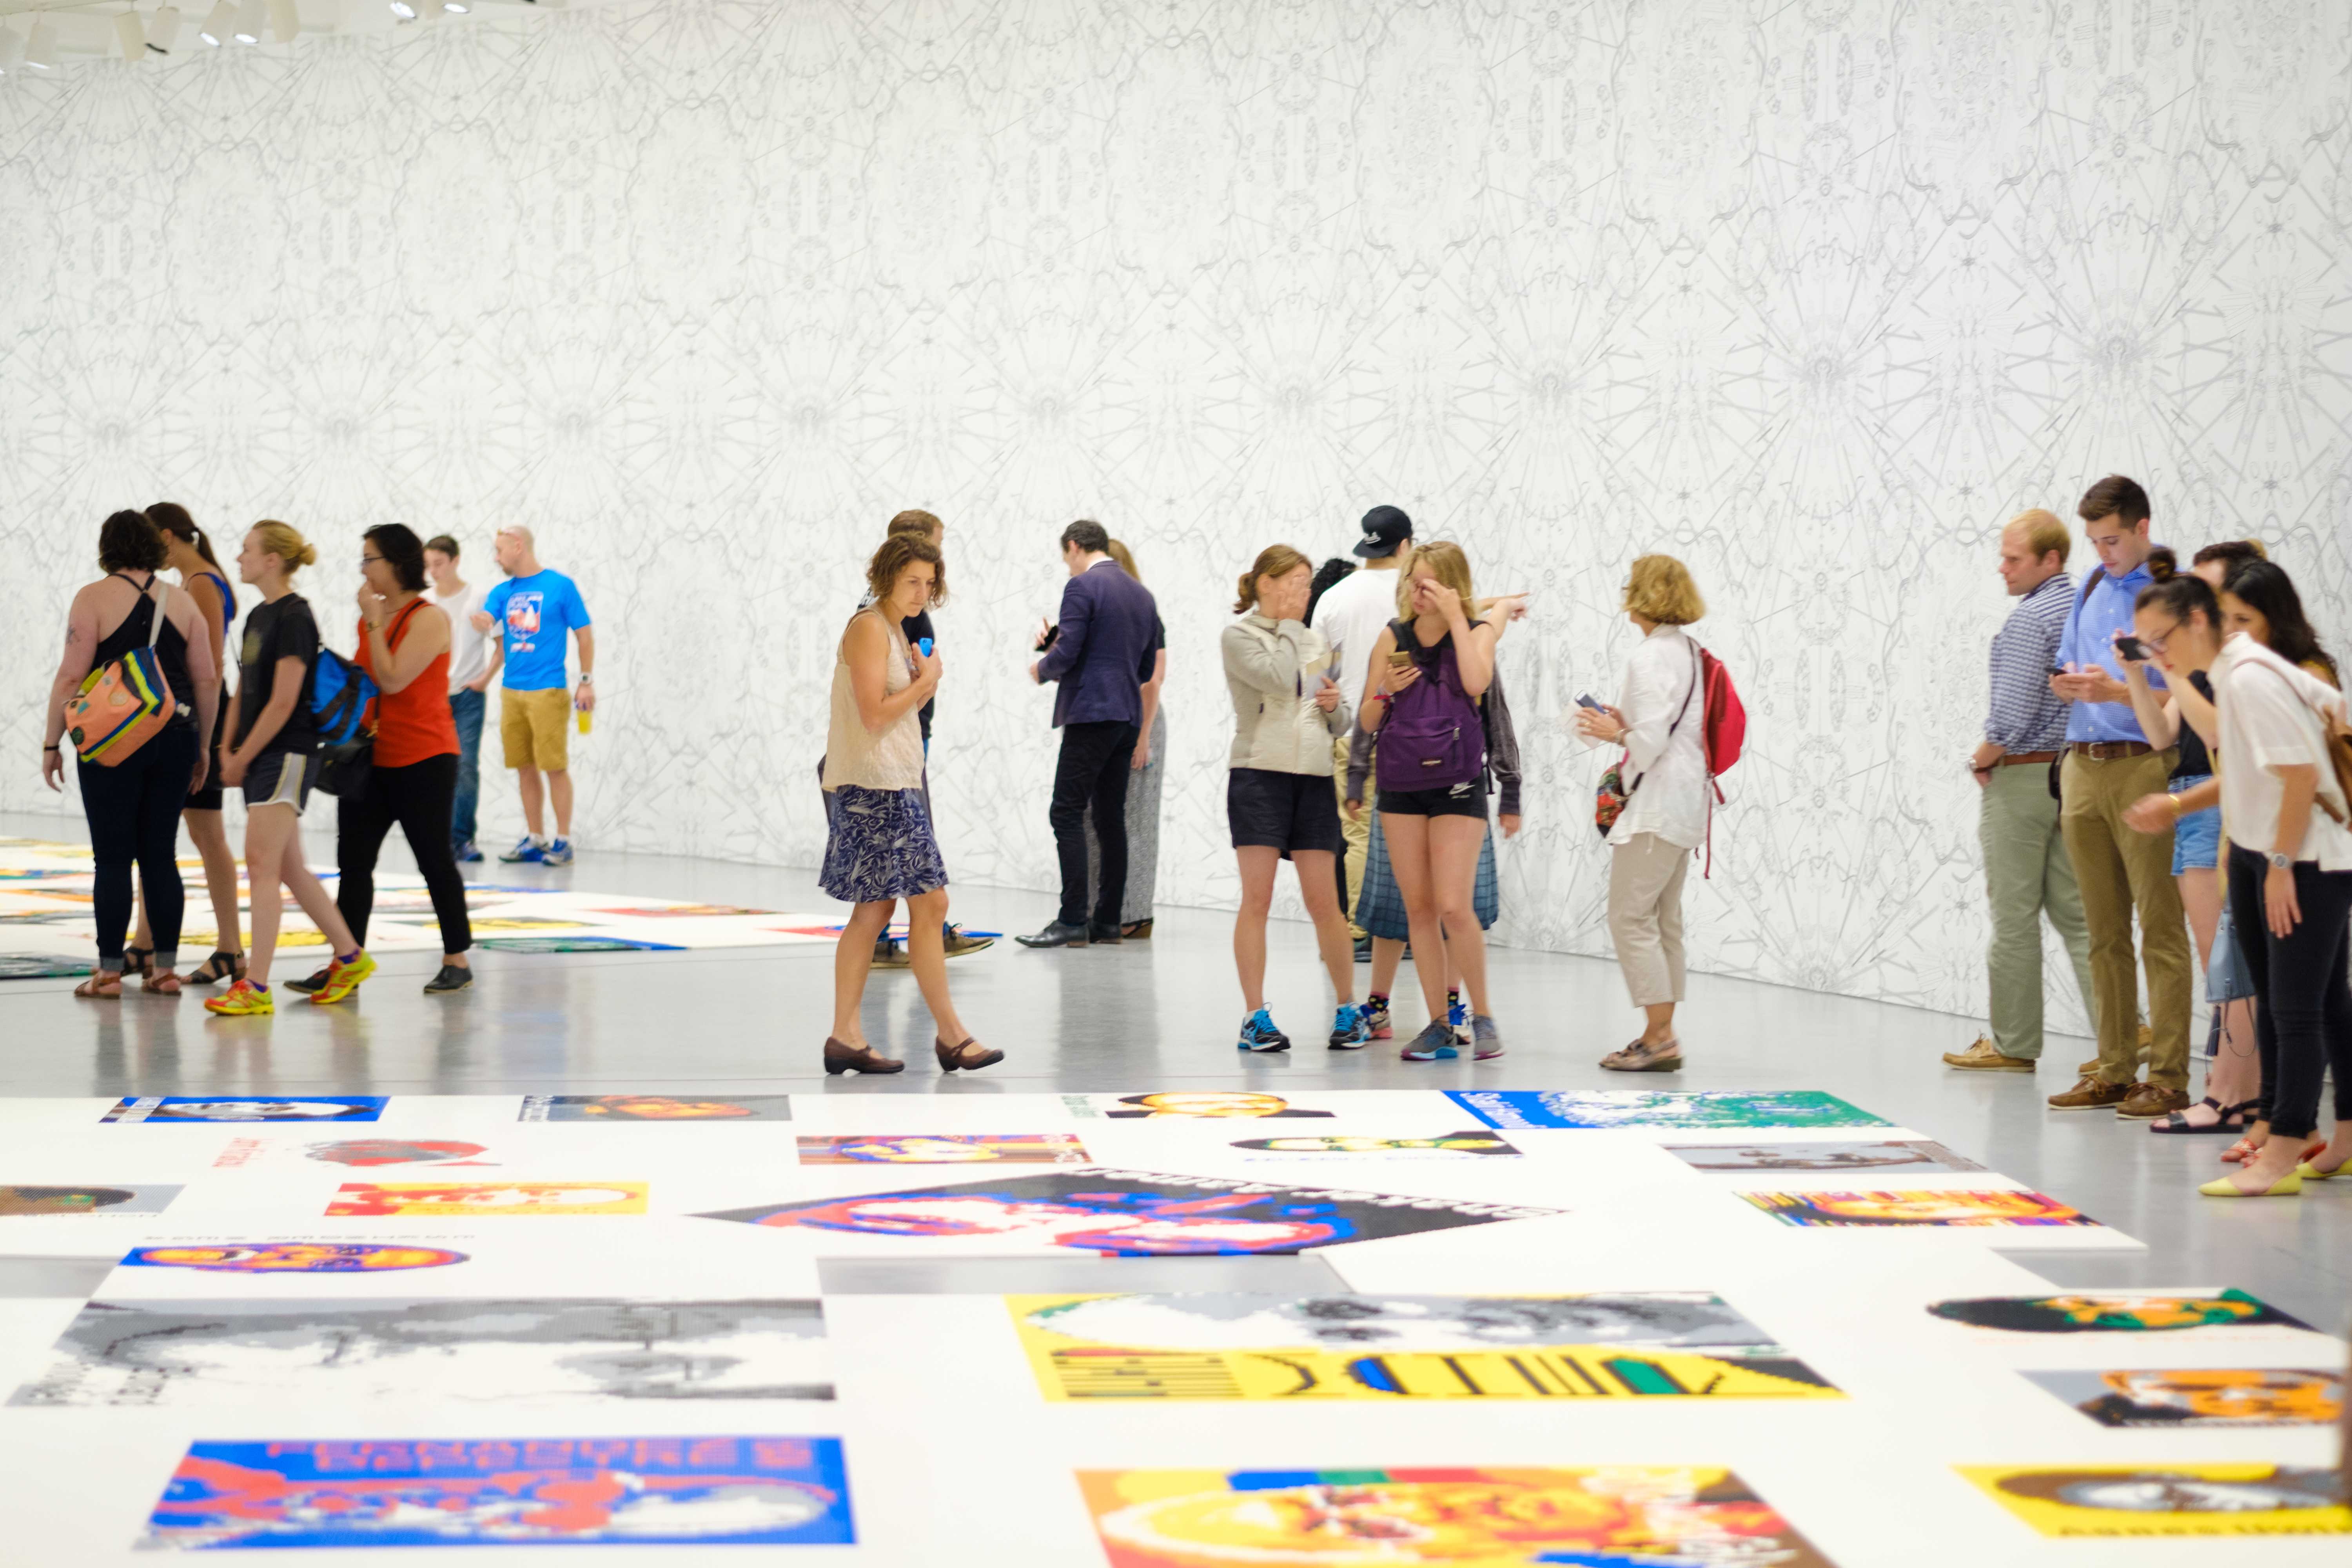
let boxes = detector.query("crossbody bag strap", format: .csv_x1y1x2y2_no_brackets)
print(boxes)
1624,637,1702,799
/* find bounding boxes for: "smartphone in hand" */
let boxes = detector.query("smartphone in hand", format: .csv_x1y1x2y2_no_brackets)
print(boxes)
2113,635,2152,662
1036,619,1060,652
1574,692,1606,711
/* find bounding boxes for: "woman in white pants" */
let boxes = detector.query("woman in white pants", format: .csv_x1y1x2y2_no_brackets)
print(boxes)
1576,555,1711,1071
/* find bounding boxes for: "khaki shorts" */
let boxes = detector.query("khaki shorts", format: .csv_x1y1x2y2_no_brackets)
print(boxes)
501,688,572,771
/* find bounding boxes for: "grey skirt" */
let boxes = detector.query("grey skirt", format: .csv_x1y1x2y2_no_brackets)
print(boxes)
1356,809,1499,941
820,785,948,904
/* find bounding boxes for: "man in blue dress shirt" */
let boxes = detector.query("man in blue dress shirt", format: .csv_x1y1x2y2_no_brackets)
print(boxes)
2043,475,2191,1119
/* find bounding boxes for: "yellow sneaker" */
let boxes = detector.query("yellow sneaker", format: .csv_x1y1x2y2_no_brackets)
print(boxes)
204,978,274,1016
308,949,378,1005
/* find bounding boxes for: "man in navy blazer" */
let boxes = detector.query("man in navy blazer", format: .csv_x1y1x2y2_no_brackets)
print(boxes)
1018,519,1160,948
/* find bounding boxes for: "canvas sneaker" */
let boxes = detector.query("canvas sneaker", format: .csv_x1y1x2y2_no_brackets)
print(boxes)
453,842,483,864
499,836,547,864
1328,1004,1370,1051
1944,1036,2036,1073
540,838,575,866
1236,1009,1291,1053
1400,1020,1458,1062
1360,996,1393,1040
1470,1014,1503,1061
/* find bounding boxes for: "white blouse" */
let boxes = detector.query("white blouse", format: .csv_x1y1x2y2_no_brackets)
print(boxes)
1578,623,1710,850
2214,635,2352,871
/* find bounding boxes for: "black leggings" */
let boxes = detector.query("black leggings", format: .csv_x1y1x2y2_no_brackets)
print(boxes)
335,753,472,954
2224,844,2352,1141
77,724,198,968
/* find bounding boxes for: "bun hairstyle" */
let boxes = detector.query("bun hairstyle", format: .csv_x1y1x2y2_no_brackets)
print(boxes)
251,520,318,577
865,530,947,608
2221,558,2337,684
1235,544,1311,615
147,502,222,571
2133,546,2219,628
97,510,167,575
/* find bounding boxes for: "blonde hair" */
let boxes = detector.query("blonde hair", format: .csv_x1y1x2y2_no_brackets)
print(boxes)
1235,544,1310,614
1104,538,1140,581
2006,509,2071,567
1396,539,1476,620
250,520,318,576
1623,554,1704,625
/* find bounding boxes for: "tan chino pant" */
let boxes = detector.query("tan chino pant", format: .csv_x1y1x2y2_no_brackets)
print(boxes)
1980,762,2100,1059
1608,832,1691,1007
1334,733,1370,939
2058,747,2192,1088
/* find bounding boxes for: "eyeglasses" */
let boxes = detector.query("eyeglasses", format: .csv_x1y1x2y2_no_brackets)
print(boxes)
2141,617,2183,654
360,554,385,566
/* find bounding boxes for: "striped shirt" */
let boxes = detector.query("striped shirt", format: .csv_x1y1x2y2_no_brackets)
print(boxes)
1986,573,2073,752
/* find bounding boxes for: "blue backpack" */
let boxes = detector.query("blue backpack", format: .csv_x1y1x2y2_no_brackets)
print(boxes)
310,648,377,751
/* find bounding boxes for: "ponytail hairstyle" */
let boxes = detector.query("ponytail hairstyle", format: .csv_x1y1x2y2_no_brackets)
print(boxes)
251,520,318,578
2222,559,2337,684
1103,538,1140,581
865,530,947,608
1235,544,1311,615
2133,547,2220,630
147,502,221,571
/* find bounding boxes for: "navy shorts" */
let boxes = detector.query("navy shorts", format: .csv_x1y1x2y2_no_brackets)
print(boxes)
1228,768,1345,857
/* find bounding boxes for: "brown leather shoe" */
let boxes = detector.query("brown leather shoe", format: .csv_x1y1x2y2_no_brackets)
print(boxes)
2076,1039,2153,1077
823,1037,905,1075
2117,1082,2192,1120
1944,1036,2035,1073
2047,1076,2131,1111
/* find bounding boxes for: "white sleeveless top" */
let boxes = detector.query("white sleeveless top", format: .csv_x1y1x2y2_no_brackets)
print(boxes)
822,610,926,792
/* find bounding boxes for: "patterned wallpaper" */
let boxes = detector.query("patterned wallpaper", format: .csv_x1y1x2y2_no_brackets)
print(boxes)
5,1,2350,1029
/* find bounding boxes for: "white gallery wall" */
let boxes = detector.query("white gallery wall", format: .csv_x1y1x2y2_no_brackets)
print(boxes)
4,0,2350,1030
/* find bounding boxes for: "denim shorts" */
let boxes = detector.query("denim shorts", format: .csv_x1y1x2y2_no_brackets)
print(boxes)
2169,773,2220,874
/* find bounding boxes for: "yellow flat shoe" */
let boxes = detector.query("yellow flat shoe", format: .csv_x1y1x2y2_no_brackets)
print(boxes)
2198,1172,2302,1197
2292,1160,2345,1180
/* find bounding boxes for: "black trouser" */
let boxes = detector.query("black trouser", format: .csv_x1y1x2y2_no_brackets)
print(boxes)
1051,720,1138,927
2225,844,2352,1142
336,753,472,954
77,723,198,968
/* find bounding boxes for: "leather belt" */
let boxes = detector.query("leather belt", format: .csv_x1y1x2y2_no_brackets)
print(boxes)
2071,740,2154,760
1995,750,2061,767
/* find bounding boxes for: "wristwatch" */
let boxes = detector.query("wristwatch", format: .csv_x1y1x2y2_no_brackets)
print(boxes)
2268,851,2292,870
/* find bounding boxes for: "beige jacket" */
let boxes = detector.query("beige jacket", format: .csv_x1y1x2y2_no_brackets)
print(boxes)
1223,615,1352,773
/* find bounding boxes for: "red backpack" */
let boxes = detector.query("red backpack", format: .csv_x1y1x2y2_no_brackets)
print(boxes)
1695,646,1745,876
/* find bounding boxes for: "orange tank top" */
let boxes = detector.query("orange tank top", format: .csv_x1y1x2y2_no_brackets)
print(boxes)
358,600,458,768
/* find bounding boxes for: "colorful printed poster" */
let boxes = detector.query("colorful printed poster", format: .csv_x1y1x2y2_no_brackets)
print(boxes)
1227,1132,1521,1160
1080,1466,1835,1566
797,1134,1091,1165
104,1096,388,1124
520,1094,792,1122
123,1242,468,1274
695,1170,1553,1256
1665,1138,1986,1174
1740,1189,2099,1229
1449,1089,1890,1130
1011,1292,1838,1401
2020,1368,2343,1428
213,1137,495,1169
1958,1464,2351,1537
0,1183,180,1216
1067,1093,1337,1120
15,1297,833,1407
1928,1289,2319,1338
327,1182,647,1216
590,904,774,918
146,1435,855,1548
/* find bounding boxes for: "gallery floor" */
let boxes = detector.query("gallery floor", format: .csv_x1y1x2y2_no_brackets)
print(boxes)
0,812,2345,1561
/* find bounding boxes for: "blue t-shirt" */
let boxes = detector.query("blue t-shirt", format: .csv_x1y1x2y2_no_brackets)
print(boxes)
483,570,591,693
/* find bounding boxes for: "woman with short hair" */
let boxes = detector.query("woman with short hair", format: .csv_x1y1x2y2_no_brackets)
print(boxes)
820,532,1000,1074
1577,554,1710,1072
40,510,218,997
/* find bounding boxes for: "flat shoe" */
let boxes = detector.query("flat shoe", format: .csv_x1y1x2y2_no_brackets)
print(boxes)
935,1037,1004,1073
2294,1158,2347,1180
823,1036,904,1075
2198,1172,2301,1197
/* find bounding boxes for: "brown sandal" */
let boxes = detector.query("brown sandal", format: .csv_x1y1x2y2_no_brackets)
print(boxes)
1601,1038,1682,1073
74,971,123,999
824,1036,905,1075
142,970,183,995
122,946,154,980
935,1037,1004,1073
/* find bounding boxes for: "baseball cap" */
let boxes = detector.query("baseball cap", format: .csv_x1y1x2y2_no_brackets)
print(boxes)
1354,505,1412,558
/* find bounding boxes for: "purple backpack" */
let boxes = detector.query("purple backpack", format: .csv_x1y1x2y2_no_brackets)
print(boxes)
1376,619,1485,792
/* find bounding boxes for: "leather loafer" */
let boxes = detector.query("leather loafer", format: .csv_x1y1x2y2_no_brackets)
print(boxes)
1014,920,1091,949
1087,924,1124,945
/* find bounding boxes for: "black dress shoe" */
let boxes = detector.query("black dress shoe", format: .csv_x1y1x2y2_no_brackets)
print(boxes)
1087,924,1123,945
423,965,473,994
1014,920,1091,948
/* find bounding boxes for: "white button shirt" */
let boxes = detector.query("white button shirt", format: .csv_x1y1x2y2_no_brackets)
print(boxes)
1313,566,1406,716
1579,623,1710,850
2214,635,2352,869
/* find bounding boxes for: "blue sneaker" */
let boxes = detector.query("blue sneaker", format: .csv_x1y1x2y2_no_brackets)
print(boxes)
1328,1004,1371,1051
541,838,575,866
1400,1019,1458,1061
498,836,546,864
1446,992,1470,1047
453,842,483,864
1236,1009,1291,1053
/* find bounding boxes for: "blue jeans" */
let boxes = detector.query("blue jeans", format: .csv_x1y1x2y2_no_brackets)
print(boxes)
448,687,485,848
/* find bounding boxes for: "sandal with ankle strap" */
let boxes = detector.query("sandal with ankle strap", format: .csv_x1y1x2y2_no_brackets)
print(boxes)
187,950,247,986
935,1036,1004,1073
2150,1096,2258,1135
122,946,154,980
142,969,182,995
74,971,123,999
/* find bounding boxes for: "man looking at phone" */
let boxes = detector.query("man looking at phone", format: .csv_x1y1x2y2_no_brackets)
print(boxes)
1307,505,1415,952
1944,510,2100,1074
1016,519,1160,949
2043,475,2191,1118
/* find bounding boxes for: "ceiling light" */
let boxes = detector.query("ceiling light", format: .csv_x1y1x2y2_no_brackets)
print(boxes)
267,0,297,40
198,0,236,43
25,18,57,68
148,5,182,51
0,29,22,72
444,0,470,12
388,0,415,17
233,0,264,42
116,11,147,58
